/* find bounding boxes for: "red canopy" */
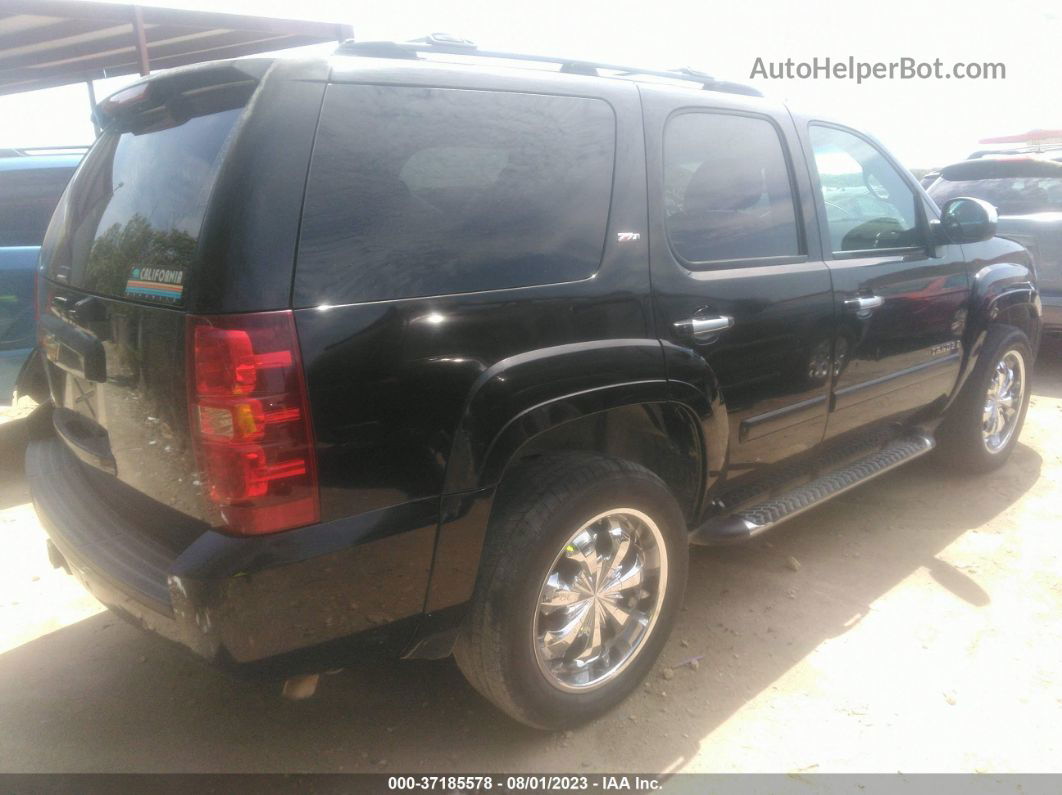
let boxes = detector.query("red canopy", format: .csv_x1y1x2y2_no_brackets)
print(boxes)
980,129,1062,144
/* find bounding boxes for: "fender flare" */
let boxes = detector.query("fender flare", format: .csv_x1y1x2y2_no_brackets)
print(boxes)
443,338,673,494
959,261,1040,395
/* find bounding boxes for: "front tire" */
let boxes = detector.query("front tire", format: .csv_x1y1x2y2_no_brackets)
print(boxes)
454,454,688,729
938,325,1032,472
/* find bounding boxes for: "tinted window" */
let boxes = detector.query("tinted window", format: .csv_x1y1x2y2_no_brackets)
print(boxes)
295,85,616,305
0,166,75,246
664,112,801,263
42,82,252,303
810,125,922,252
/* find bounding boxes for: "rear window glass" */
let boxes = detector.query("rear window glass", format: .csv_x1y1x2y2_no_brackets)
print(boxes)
0,166,75,246
295,84,616,305
42,81,252,304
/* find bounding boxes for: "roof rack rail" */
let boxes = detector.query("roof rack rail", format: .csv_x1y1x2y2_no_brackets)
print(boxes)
335,33,763,98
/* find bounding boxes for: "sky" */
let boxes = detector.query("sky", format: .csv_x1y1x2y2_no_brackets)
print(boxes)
1,0,1060,170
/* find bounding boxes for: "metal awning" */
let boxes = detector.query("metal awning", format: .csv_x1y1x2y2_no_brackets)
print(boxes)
0,0,353,97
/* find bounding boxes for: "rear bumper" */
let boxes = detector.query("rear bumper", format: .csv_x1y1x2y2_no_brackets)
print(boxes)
26,437,435,676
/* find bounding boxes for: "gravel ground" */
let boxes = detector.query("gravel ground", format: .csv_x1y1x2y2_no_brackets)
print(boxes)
0,338,1059,773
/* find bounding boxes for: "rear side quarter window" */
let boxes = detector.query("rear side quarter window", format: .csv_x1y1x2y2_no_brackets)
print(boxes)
295,85,617,306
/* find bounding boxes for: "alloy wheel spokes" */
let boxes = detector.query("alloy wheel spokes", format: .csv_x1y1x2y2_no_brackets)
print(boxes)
574,602,604,664
598,594,635,630
600,522,631,586
540,571,590,613
600,559,645,596
541,601,593,656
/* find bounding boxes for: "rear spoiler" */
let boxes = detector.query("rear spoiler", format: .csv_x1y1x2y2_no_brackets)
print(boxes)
941,158,1062,181
92,60,272,131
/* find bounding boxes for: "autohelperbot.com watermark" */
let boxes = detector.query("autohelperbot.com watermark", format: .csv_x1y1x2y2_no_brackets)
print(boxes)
750,56,1006,83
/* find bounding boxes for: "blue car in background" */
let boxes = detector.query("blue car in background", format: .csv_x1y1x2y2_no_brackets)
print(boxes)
0,147,83,405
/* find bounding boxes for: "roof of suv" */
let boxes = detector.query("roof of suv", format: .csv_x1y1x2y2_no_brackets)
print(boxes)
94,37,768,123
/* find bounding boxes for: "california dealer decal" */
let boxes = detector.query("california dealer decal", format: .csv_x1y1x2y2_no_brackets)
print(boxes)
125,267,184,302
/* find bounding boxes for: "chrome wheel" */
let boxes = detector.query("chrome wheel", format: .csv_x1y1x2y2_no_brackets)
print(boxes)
532,508,667,692
982,349,1025,454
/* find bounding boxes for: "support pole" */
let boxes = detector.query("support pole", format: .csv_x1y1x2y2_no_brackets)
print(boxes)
86,79,100,137
132,6,150,76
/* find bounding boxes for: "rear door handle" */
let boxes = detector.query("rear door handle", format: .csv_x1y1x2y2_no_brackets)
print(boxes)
673,314,735,340
845,295,884,318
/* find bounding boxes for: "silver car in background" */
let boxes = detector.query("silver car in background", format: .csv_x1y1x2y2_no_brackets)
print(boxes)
927,152,1062,334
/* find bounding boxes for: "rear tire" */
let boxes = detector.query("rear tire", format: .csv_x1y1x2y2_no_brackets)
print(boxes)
454,453,688,729
937,325,1032,473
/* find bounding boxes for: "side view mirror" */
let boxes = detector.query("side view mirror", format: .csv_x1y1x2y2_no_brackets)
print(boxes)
937,197,998,244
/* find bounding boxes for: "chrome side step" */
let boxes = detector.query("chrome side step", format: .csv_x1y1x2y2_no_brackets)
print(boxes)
690,434,935,545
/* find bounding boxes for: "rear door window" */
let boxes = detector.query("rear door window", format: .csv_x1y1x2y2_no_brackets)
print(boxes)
295,84,616,305
663,112,802,264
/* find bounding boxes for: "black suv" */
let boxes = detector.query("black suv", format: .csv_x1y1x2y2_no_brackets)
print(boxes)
27,39,1040,730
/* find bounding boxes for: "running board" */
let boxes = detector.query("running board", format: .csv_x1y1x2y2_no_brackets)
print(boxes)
690,434,936,545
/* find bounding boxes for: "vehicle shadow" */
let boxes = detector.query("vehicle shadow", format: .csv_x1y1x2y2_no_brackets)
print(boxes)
0,441,1042,773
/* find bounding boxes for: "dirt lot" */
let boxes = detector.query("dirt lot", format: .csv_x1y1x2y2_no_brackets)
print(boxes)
1,340,1060,774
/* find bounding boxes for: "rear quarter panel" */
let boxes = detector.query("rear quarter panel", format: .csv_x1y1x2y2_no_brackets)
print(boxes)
293,68,661,638
294,68,657,520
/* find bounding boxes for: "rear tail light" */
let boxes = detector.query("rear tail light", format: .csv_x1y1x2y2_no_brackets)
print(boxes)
186,311,319,535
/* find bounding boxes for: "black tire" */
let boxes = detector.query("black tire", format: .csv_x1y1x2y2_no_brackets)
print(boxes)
937,325,1033,473
453,453,688,729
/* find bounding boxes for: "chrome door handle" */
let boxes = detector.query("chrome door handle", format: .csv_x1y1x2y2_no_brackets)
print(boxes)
673,314,735,340
845,295,884,318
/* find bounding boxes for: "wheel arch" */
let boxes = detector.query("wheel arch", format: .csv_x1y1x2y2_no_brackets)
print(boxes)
441,338,707,499
494,400,706,524
412,341,721,656
955,260,1041,399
